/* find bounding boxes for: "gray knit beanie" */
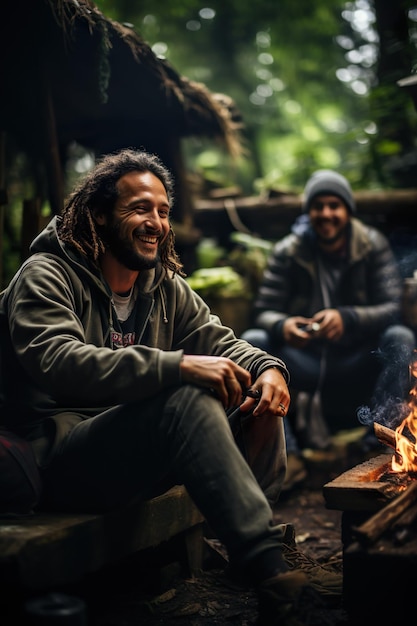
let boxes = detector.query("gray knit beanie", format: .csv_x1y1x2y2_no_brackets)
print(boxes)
303,169,355,214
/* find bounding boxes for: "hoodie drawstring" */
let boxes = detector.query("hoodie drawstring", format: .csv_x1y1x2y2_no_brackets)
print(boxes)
159,285,168,324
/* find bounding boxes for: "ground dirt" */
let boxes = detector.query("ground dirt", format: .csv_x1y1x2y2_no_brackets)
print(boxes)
78,429,378,626
85,487,347,626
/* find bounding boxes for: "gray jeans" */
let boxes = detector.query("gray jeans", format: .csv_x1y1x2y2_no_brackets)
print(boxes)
40,385,288,572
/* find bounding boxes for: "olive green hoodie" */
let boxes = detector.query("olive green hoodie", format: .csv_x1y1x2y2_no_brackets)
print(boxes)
0,217,288,465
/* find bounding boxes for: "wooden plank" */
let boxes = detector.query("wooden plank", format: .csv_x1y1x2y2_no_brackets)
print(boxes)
323,453,402,512
352,481,417,545
0,485,204,589
193,190,417,242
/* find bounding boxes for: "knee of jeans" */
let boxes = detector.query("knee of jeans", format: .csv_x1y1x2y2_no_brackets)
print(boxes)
167,384,225,427
170,388,235,449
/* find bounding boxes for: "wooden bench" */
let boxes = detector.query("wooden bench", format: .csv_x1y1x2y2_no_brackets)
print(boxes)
0,485,205,592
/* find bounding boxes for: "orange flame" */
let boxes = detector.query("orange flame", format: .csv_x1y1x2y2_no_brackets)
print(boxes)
392,358,417,472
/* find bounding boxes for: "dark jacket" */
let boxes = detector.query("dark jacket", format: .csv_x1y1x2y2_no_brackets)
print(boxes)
252,217,403,347
0,217,288,463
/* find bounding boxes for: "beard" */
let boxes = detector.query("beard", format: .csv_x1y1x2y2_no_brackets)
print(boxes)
99,221,161,271
314,221,349,247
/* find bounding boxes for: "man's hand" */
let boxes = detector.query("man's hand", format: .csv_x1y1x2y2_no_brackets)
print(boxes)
239,367,290,419
283,310,344,346
312,309,344,341
180,355,252,409
283,316,318,347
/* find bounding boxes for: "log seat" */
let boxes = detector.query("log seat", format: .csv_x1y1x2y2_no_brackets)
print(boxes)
0,485,204,591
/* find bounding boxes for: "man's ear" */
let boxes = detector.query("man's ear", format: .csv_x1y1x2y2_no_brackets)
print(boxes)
91,208,106,226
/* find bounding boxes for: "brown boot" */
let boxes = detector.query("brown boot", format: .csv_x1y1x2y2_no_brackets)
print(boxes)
282,542,343,604
256,569,308,626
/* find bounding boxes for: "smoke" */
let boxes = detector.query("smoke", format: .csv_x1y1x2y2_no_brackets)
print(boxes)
354,235,417,434
390,229,417,278
356,343,416,431
357,397,410,431
393,241,417,279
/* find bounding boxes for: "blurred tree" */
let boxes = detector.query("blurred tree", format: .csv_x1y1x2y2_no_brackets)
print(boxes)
370,0,417,186
96,0,417,193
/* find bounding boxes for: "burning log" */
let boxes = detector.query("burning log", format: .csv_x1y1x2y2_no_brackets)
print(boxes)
373,422,416,459
352,480,417,545
373,422,396,449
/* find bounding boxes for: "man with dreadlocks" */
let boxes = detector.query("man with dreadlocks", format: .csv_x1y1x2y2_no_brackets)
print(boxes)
0,148,331,625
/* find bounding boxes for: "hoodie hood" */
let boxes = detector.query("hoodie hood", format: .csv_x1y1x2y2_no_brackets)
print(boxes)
29,216,166,295
29,216,106,292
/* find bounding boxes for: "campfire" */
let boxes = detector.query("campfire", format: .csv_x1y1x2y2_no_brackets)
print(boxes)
350,399,417,547
374,355,417,474
322,368,417,626
324,387,417,531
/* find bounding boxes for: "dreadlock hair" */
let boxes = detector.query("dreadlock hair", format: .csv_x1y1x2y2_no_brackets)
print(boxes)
58,148,184,276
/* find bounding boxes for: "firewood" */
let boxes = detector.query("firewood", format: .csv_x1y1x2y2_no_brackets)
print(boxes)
373,422,395,449
391,502,417,544
392,501,417,529
352,480,417,545
373,422,415,459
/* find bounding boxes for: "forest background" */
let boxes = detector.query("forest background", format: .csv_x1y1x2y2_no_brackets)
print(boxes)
95,0,417,195
2,0,417,289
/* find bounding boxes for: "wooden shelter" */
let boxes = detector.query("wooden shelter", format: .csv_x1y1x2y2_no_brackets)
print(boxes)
0,0,243,285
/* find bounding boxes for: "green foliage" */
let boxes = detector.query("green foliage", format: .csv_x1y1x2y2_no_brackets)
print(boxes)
186,266,250,298
93,0,417,191
187,232,273,299
228,232,273,294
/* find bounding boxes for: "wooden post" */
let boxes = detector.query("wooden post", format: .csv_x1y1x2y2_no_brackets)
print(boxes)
0,131,6,288
41,70,64,216
21,198,42,260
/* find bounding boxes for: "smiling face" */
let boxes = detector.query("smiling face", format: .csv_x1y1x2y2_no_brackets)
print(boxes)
308,194,350,250
95,170,171,272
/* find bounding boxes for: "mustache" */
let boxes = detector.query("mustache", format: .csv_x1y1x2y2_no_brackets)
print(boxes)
315,217,338,224
133,228,163,238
